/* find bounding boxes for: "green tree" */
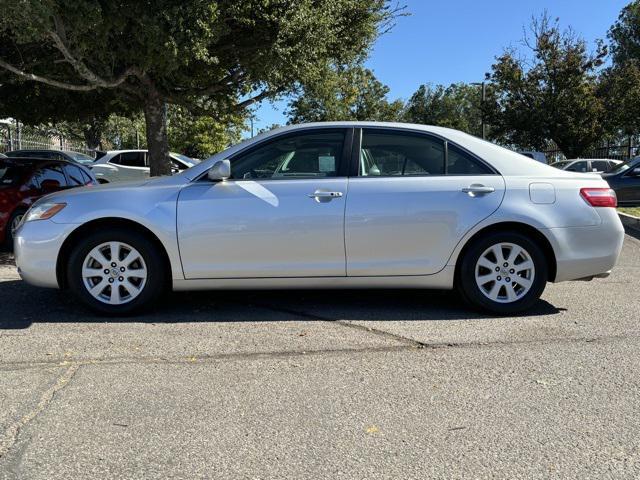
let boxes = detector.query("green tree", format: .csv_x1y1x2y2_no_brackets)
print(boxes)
403,83,483,135
0,0,399,175
600,1,640,136
287,65,404,123
167,106,245,159
485,14,607,158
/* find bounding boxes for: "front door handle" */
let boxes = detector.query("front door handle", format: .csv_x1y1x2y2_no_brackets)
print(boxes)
462,184,495,196
307,190,343,202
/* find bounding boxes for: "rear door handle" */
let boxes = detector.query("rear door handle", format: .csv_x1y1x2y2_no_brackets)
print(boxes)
462,184,495,196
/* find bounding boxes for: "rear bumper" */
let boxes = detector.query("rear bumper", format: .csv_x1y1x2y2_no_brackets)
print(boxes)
544,209,625,282
14,219,75,288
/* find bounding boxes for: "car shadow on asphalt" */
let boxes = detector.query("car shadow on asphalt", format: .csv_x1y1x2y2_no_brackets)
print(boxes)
0,278,564,330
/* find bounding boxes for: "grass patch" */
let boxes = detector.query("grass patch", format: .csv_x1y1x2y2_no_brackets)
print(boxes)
619,207,640,218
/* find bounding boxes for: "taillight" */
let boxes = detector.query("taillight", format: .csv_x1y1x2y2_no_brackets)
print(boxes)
580,187,617,208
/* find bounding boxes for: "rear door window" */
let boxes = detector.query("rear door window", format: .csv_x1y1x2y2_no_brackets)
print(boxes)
110,152,145,167
32,164,68,187
63,164,86,186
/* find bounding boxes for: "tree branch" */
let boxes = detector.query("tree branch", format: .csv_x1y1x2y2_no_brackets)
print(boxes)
48,18,139,89
235,88,283,110
0,56,100,91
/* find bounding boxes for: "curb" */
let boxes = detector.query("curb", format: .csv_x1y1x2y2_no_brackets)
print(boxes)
619,212,640,236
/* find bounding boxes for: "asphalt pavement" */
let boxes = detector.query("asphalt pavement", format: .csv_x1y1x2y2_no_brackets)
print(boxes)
0,235,639,479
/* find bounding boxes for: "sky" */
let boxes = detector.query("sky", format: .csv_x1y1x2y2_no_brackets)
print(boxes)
250,0,629,134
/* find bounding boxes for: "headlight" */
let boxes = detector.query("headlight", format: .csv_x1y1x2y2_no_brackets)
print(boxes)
24,202,67,222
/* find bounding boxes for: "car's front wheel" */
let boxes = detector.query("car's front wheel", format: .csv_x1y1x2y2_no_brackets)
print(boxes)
457,231,548,314
67,229,166,315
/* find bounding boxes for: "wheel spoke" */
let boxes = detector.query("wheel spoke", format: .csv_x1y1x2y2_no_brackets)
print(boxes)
122,280,140,296
121,249,141,267
507,246,522,263
476,273,495,286
491,245,505,264
505,283,518,302
487,282,501,300
89,279,108,297
477,257,497,270
515,261,533,272
90,249,110,268
109,242,120,262
82,267,104,278
127,266,147,279
514,276,532,289
109,285,121,304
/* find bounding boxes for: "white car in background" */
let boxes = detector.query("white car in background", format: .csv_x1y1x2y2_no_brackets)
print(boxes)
551,158,622,173
91,150,199,183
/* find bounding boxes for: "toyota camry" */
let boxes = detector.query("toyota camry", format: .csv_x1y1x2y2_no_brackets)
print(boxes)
14,122,625,315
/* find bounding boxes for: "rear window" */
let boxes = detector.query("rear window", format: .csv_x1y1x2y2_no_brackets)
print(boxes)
0,161,29,186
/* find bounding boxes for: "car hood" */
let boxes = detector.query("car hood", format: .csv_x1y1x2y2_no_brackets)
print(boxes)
33,175,187,206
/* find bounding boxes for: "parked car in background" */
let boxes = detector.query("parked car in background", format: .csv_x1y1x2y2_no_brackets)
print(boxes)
602,157,640,207
5,149,95,166
14,122,623,316
90,150,199,183
551,158,622,173
1,157,96,248
0,153,6,158
518,151,548,164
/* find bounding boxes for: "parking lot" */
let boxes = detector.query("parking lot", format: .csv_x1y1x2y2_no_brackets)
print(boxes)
0,232,638,479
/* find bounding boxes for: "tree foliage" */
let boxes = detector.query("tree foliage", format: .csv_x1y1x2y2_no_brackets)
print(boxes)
403,83,483,135
286,65,403,123
0,0,399,174
600,1,640,136
485,14,607,158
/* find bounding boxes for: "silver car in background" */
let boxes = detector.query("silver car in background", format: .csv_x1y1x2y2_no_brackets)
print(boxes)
91,150,199,183
14,122,625,315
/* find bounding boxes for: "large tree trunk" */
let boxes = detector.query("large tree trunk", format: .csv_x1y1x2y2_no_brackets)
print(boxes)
83,116,104,151
143,90,171,177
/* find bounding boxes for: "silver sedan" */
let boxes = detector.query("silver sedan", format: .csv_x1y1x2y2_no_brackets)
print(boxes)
14,122,625,315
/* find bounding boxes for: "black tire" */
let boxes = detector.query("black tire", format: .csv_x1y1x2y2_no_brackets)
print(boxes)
67,228,166,315
4,208,27,250
457,231,548,315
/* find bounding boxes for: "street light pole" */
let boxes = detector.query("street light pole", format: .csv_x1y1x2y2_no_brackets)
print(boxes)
471,81,487,140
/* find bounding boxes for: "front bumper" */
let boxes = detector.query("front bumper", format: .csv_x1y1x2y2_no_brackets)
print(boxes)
14,219,76,288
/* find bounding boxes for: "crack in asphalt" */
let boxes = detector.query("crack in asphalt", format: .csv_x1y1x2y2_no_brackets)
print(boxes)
0,364,80,460
0,332,637,373
248,302,432,349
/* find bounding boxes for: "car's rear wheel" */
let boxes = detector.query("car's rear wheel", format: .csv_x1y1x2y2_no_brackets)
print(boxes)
67,229,165,315
457,232,548,314
4,208,27,250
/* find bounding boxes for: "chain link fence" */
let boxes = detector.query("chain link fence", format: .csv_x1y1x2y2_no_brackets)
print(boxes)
0,122,94,157
543,139,640,163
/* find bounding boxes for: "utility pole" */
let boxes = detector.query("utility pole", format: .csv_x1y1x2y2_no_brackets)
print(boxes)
471,81,487,140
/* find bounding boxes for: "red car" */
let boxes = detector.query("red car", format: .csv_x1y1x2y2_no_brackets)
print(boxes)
0,157,97,248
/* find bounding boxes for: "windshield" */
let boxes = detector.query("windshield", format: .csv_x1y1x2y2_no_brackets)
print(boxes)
170,153,199,167
68,152,95,165
607,157,639,175
0,161,29,187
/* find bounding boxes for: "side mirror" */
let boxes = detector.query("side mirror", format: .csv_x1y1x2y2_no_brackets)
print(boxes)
40,179,61,192
207,159,231,182
632,167,640,177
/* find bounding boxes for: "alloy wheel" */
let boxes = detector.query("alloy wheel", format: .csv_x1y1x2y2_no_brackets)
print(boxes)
81,241,148,305
474,242,535,304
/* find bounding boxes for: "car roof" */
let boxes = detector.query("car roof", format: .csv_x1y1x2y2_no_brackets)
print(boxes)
1,156,82,167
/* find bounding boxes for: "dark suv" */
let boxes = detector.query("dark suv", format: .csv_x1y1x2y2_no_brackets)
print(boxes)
6,149,95,166
602,157,640,207
0,157,97,248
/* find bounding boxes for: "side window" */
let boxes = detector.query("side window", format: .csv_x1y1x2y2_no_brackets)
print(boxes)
231,130,345,179
447,144,492,174
567,161,588,172
360,130,445,176
32,164,67,187
63,165,85,186
591,161,609,172
111,152,145,167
